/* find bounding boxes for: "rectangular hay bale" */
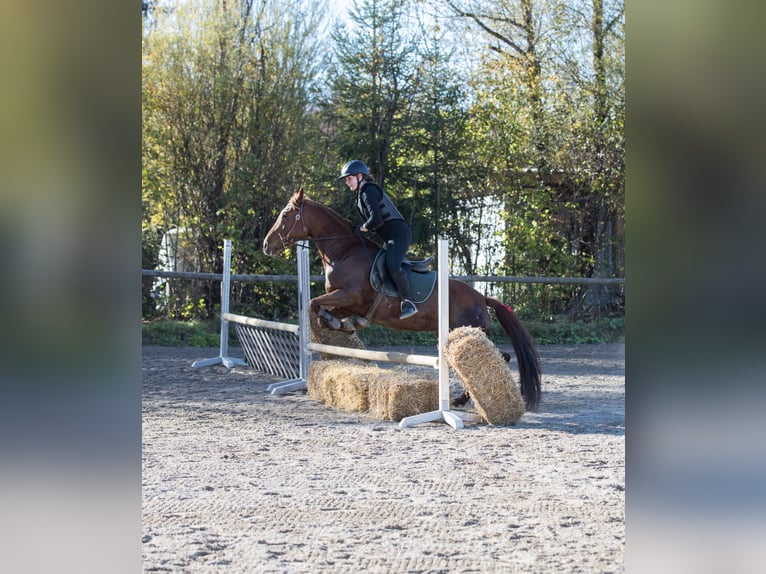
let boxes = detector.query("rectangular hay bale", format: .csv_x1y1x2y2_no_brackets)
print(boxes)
307,360,334,401
330,371,373,412
310,360,383,413
368,370,438,421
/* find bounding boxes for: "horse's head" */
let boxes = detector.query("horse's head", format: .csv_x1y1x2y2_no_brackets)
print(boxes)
262,188,309,256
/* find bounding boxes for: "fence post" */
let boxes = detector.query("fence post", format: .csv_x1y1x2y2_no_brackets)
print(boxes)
399,238,479,430
266,240,310,394
191,239,247,369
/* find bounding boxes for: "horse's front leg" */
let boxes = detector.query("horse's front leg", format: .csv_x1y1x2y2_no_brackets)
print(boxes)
310,289,357,331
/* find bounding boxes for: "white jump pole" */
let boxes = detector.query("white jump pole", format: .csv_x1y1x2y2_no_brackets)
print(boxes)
399,238,477,430
267,240,310,394
192,239,247,369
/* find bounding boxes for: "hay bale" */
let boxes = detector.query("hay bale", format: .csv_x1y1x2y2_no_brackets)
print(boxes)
306,359,383,413
307,359,440,421
328,363,381,412
444,326,524,425
368,369,438,421
307,360,334,401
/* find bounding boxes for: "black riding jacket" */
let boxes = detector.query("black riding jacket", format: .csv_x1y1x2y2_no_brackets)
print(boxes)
355,181,404,232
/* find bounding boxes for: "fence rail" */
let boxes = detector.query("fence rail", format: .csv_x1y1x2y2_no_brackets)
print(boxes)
141,269,625,286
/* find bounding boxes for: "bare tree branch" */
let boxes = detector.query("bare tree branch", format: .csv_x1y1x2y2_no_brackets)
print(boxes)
444,0,526,56
604,8,624,36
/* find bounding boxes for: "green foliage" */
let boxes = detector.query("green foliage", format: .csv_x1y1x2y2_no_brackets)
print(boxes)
516,315,625,345
140,315,623,348
142,0,625,324
326,0,419,185
142,319,224,347
142,0,331,315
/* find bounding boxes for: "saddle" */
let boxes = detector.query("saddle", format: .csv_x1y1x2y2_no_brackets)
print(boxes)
369,247,437,304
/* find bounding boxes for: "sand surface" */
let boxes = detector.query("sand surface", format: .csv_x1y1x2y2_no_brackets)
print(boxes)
142,343,624,573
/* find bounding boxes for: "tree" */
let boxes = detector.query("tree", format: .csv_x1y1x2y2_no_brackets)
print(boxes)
437,0,624,315
326,0,418,188
143,0,328,318
396,23,478,268
546,0,624,309
444,0,548,171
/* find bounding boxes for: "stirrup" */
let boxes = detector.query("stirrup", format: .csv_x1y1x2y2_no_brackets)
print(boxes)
399,299,418,320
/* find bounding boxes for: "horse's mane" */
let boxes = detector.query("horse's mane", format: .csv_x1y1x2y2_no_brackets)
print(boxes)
299,195,353,228
293,193,379,253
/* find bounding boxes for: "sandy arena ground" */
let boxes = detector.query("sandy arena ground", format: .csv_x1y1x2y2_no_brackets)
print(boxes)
142,343,624,573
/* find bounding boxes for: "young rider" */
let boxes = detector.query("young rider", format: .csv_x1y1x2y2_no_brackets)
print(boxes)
339,159,418,320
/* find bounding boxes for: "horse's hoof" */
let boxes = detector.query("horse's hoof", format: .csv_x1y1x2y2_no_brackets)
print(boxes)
318,309,342,330
351,317,368,329
451,391,470,407
339,318,356,333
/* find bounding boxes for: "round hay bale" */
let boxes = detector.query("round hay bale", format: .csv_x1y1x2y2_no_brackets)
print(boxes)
368,369,438,421
444,326,524,425
442,324,476,347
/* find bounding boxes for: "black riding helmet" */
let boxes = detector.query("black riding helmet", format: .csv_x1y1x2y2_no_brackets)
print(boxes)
339,159,369,180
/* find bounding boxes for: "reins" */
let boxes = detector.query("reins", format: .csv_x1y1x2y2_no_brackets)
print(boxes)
281,233,357,250
306,234,357,242
278,199,371,255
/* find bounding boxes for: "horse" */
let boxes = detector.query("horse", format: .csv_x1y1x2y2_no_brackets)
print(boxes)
262,188,541,409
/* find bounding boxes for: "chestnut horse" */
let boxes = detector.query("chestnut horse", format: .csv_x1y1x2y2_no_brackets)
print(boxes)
263,188,541,409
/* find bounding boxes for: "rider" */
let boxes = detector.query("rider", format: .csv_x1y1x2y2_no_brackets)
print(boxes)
339,159,418,320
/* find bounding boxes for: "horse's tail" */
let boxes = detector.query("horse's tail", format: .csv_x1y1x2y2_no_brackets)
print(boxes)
485,297,541,410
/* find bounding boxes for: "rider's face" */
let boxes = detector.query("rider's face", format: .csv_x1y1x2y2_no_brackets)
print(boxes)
344,174,360,191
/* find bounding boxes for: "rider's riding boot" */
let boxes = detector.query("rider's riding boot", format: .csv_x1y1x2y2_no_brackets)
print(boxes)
390,268,418,320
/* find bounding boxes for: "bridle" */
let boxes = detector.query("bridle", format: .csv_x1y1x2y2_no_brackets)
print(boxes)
277,200,308,250
276,199,365,250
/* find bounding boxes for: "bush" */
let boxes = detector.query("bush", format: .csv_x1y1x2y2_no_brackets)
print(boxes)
355,324,437,348
511,315,624,345
141,314,624,348
142,319,224,347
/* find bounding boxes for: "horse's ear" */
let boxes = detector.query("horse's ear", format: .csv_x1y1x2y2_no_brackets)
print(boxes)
289,187,304,208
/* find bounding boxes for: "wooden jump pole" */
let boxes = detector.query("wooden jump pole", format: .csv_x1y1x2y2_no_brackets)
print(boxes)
305,343,437,367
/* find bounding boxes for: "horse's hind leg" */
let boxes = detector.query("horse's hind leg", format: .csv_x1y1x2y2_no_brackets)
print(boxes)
451,391,471,407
